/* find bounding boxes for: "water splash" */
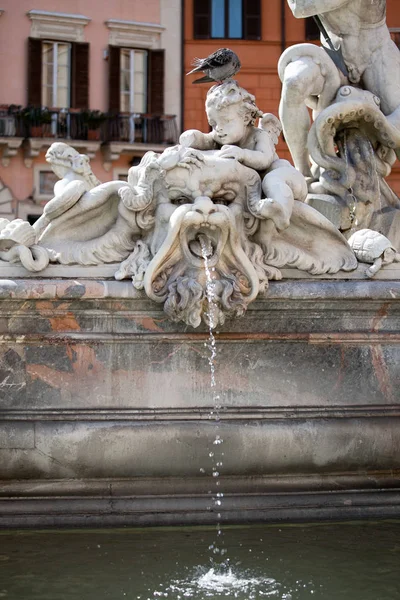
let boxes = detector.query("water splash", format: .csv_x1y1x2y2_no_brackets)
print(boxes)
197,568,276,594
156,566,282,598
148,564,318,599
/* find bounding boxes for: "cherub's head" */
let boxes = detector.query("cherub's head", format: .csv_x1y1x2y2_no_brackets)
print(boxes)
206,80,262,145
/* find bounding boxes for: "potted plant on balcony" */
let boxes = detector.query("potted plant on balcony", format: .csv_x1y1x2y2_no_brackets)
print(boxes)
21,107,52,138
81,109,107,141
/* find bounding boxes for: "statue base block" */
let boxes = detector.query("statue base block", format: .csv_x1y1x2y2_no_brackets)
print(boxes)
0,277,399,527
306,193,352,231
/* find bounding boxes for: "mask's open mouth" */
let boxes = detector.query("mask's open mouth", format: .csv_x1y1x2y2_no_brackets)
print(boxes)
189,232,214,258
181,225,223,267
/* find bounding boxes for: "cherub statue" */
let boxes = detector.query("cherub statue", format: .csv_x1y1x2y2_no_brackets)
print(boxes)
179,80,307,231
180,80,278,169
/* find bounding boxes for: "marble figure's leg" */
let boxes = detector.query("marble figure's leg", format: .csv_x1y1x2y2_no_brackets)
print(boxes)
362,40,400,119
279,57,325,178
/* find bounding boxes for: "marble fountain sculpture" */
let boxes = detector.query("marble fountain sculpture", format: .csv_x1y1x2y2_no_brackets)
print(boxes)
0,81,360,327
0,0,400,528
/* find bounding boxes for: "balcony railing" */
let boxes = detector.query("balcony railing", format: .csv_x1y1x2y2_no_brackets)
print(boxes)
0,106,179,146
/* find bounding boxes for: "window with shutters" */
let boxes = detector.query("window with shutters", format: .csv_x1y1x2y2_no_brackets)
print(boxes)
120,49,147,113
42,42,71,108
109,47,164,115
28,38,89,109
33,165,59,201
194,0,261,40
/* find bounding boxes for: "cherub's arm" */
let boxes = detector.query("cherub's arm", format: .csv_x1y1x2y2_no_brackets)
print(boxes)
219,129,277,171
287,0,349,18
179,129,216,150
243,130,278,170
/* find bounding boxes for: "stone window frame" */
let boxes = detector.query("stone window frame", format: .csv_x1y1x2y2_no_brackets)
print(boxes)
27,9,91,43
33,164,58,202
112,167,130,182
105,19,165,50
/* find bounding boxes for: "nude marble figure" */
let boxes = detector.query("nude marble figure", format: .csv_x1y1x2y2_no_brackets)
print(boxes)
280,0,400,178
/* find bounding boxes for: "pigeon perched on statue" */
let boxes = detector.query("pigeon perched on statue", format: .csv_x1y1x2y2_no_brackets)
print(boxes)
186,48,241,84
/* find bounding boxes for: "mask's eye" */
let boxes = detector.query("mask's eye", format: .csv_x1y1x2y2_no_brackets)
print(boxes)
213,197,234,206
171,197,190,206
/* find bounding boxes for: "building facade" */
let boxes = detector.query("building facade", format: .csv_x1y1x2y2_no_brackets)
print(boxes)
183,0,400,194
0,0,182,221
0,1,399,222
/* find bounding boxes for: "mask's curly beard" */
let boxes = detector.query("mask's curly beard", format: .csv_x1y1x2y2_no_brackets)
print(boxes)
163,272,249,329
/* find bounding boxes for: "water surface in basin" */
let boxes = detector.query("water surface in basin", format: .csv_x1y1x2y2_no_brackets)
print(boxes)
0,521,399,599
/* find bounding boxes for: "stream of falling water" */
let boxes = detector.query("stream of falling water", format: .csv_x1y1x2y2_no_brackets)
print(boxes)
343,130,358,233
200,236,227,564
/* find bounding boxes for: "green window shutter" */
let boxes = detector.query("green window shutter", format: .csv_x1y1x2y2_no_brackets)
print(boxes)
71,42,89,109
27,37,42,106
243,0,261,40
194,0,211,39
147,49,165,114
109,45,121,112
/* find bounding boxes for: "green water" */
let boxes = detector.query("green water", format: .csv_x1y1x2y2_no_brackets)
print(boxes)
0,521,399,599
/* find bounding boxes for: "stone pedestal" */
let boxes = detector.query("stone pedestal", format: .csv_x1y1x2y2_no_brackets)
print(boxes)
0,277,400,527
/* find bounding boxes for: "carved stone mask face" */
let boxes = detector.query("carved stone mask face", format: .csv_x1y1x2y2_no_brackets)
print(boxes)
143,195,260,328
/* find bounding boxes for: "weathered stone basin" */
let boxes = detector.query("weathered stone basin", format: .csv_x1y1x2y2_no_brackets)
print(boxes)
0,273,400,527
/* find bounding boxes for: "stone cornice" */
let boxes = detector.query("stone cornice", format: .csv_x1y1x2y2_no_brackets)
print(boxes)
101,141,170,171
105,18,164,49
0,137,24,167
27,9,91,42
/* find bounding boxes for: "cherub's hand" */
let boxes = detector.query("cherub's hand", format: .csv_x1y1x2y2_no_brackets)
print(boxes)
219,145,245,161
177,149,205,170
179,131,196,148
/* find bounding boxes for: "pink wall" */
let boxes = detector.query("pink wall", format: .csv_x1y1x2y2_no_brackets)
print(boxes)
0,0,161,110
0,0,161,201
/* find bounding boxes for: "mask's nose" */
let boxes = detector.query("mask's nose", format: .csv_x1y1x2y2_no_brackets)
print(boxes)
194,196,217,216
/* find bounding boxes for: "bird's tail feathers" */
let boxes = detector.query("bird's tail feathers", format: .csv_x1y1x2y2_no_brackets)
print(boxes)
186,57,204,76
